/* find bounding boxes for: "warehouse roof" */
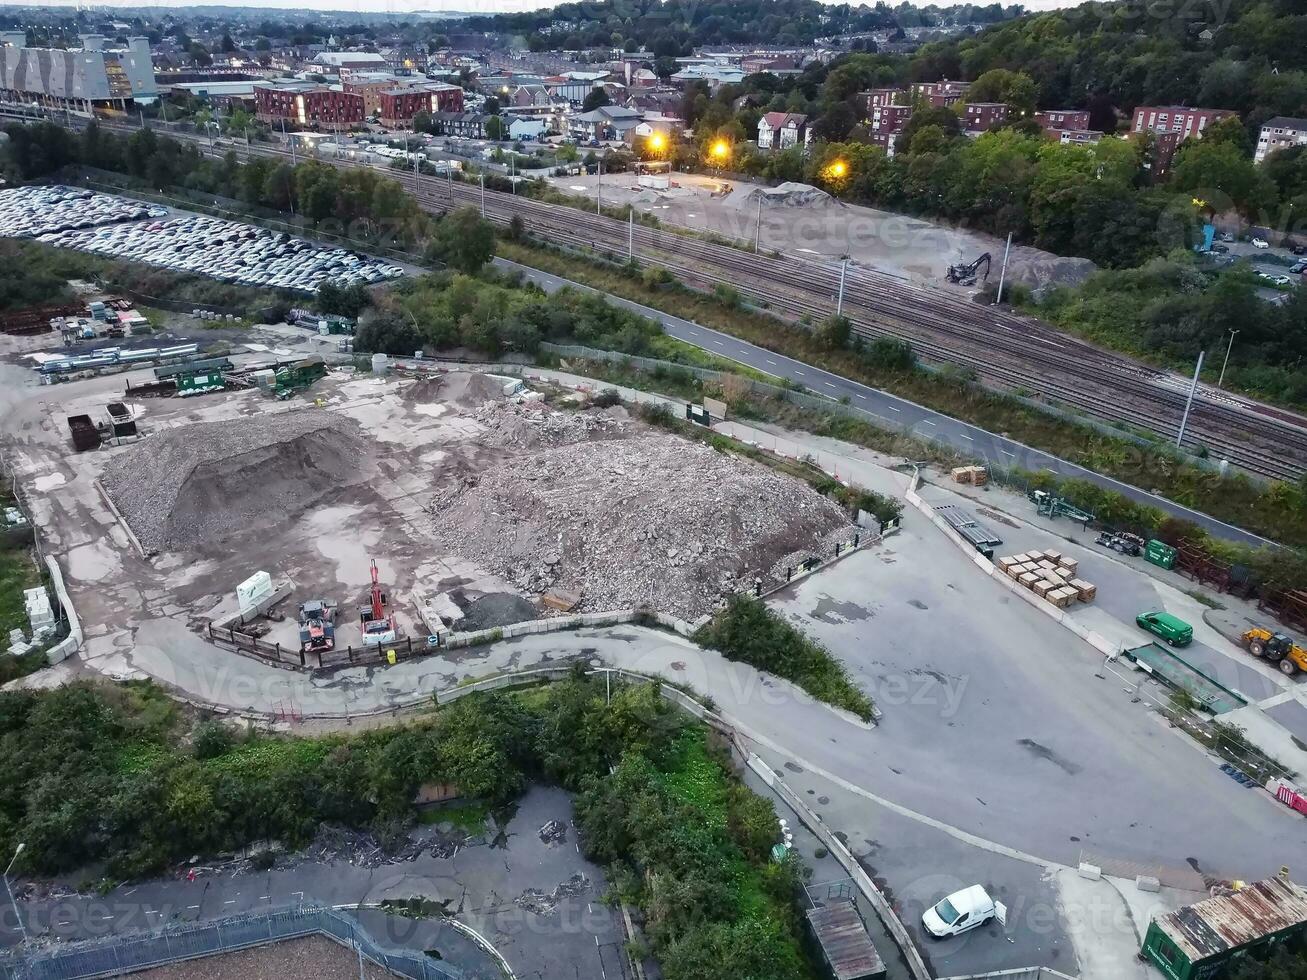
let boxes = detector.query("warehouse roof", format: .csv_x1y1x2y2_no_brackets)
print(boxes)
1154,878,1307,962
806,900,884,980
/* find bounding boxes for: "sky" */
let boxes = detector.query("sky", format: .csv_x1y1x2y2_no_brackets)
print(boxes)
0,0,1092,14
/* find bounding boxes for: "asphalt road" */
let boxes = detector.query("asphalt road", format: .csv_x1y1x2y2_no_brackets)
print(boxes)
496,258,1273,550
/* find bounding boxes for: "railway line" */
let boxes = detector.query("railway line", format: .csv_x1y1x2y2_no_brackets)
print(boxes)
9,110,1307,481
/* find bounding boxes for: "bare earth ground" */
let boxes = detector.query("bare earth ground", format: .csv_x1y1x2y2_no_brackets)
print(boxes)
547,170,1096,291
135,935,398,980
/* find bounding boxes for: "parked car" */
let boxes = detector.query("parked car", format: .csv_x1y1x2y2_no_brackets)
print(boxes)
1290,261,1307,275
1210,243,1229,253
1251,237,1270,249
1220,232,1235,243
922,886,1007,939
1136,611,1194,647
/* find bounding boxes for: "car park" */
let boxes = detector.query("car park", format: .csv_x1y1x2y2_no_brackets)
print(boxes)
0,185,404,295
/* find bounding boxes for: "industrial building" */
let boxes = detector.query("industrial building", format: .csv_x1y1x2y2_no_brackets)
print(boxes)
1141,877,1307,980
0,32,157,112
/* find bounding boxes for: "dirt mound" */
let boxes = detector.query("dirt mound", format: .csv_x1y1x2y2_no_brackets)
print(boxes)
436,371,511,409
1004,246,1097,289
426,434,855,620
470,400,630,449
101,410,370,553
456,592,540,631
728,181,834,210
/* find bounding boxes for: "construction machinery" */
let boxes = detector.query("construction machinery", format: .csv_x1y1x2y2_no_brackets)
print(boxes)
298,599,336,654
1241,626,1307,677
1096,530,1145,557
1029,489,1095,527
360,559,397,647
946,252,992,286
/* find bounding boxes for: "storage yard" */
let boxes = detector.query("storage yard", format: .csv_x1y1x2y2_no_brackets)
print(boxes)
0,185,405,293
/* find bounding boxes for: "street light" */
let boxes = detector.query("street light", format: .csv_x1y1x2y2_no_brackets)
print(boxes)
828,159,848,178
4,843,27,945
647,131,666,156
709,139,730,163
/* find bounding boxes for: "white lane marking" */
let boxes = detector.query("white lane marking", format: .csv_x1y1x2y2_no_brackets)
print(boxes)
188,906,201,910
765,359,778,365
856,394,867,400
1001,449,1017,457
794,370,805,376
922,420,937,426
959,434,973,440
887,406,900,413
713,340,724,347
824,382,836,389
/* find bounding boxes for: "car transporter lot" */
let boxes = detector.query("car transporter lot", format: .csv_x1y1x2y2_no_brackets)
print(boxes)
0,185,405,293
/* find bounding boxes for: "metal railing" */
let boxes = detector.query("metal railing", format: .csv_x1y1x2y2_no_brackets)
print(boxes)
0,905,469,980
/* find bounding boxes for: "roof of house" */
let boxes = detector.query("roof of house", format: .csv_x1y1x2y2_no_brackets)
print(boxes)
1263,116,1307,131
574,105,642,122
314,51,385,66
761,111,807,129
1154,878,1307,963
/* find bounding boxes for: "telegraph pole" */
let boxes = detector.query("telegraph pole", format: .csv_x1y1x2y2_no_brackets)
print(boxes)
836,257,849,318
1217,330,1239,389
754,194,762,253
996,231,1013,304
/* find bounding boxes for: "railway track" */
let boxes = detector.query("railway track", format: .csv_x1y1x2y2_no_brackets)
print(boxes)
11,111,1307,481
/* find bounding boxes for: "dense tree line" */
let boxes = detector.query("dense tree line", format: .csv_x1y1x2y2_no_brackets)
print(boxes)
0,676,810,979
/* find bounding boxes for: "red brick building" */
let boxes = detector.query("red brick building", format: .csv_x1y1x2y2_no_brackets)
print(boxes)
962,102,1009,133
379,82,464,127
1035,109,1090,136
255,83,364,128
911,79,969,107
1130,105,1236,176
859,87,904,118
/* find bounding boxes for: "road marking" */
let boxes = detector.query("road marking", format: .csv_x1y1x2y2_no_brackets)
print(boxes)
224,900,236,905
959,434,973,440
824,382,836,389
856,394,867,400
922,420,936,426
794,370,805,376
188,906,200,910
1001,449,1017,457
887,406,900,412
259,896,269,901
713,340,724,347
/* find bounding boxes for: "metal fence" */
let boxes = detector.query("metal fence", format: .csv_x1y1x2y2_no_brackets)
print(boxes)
0,905,468,980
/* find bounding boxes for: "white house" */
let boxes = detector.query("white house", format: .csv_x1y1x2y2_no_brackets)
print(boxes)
508,117,547,141
757,112,809,152
1255,116,1307,164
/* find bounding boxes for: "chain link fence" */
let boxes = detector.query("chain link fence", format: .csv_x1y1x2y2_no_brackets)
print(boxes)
0,905,469,980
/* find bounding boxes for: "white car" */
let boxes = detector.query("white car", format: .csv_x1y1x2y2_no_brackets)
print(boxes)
1252,237,1270,249
922,885,1007,938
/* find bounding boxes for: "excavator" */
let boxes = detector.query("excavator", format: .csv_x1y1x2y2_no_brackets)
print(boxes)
298,599,336,654
1241,626,1307,676
946,252,992,286
360,559,397,647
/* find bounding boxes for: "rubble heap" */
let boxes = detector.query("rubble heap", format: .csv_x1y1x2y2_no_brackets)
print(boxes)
470,400,631,450
427,434,855,620
101,410,369,553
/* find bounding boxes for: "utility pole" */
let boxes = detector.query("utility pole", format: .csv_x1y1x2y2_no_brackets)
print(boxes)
628,207,634,260
996,231,1013,304
447,166,452,199
479,172,485,216
1217,330,1239,388
596,158,603,214
139,107,146,130
4,843,27,946
1176,350,1205,449
754,194,762,253
836,257,849,318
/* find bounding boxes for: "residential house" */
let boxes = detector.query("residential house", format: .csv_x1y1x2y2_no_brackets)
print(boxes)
342,71,408,115
509,83,550,108
670,62,746,89
570,104,643,142
859,87,905,119
508,117,547,141
1058,129,1103,146
379,82,464,128
431,110,489,139
757,111,809,151
254,82,364,128
1255,116,1307,164
313,51,386,75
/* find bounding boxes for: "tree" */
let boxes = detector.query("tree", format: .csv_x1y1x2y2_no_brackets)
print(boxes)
426,207,496,274
354,310,420,355
485,115,506,141
814,314,852,349
483,95,501,115
966,68,1037,118
582,87,612,112
1172,140,1276,213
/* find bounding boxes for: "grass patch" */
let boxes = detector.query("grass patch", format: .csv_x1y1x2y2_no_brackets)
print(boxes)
416,801,490,834
1185,589,1226,610
695,595,874,721
0,545,41,640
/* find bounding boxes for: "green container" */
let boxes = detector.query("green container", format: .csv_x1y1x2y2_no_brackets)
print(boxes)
1146,539,1177,569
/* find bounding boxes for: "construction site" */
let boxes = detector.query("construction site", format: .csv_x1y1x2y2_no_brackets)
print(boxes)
5,356,858,679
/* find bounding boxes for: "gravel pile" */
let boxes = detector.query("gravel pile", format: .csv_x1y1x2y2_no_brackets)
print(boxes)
455,592,540,631
470,400,631,449
427,434,855,620
101,410,370,553
136,935,400,980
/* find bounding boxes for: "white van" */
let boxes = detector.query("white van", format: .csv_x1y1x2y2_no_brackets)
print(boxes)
922,885,1006,938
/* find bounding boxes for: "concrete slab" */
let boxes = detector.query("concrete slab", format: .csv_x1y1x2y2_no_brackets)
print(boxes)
1266,697,1307,746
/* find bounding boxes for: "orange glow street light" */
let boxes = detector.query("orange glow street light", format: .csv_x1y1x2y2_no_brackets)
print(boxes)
828,159,848,179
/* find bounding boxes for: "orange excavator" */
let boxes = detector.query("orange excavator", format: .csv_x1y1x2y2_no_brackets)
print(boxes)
360,559,397,646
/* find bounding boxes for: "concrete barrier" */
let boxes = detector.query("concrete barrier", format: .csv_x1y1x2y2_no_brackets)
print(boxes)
43,556,81,665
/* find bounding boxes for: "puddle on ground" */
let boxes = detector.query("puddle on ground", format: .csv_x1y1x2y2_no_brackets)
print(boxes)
65,540,120,582
907,599,929,610
810,594,873,624
1017,738,1082,775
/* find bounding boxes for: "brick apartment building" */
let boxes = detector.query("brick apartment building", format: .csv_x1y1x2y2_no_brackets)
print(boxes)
962,102,1009,134
1035,109,1090,137
254,82,364,128
379,82,464,127
859,87,905,119
1131,105,1236,175
911,79,969,107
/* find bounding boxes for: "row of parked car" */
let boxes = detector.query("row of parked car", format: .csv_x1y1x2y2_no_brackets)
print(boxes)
1,186,405,295
0,186,168,238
